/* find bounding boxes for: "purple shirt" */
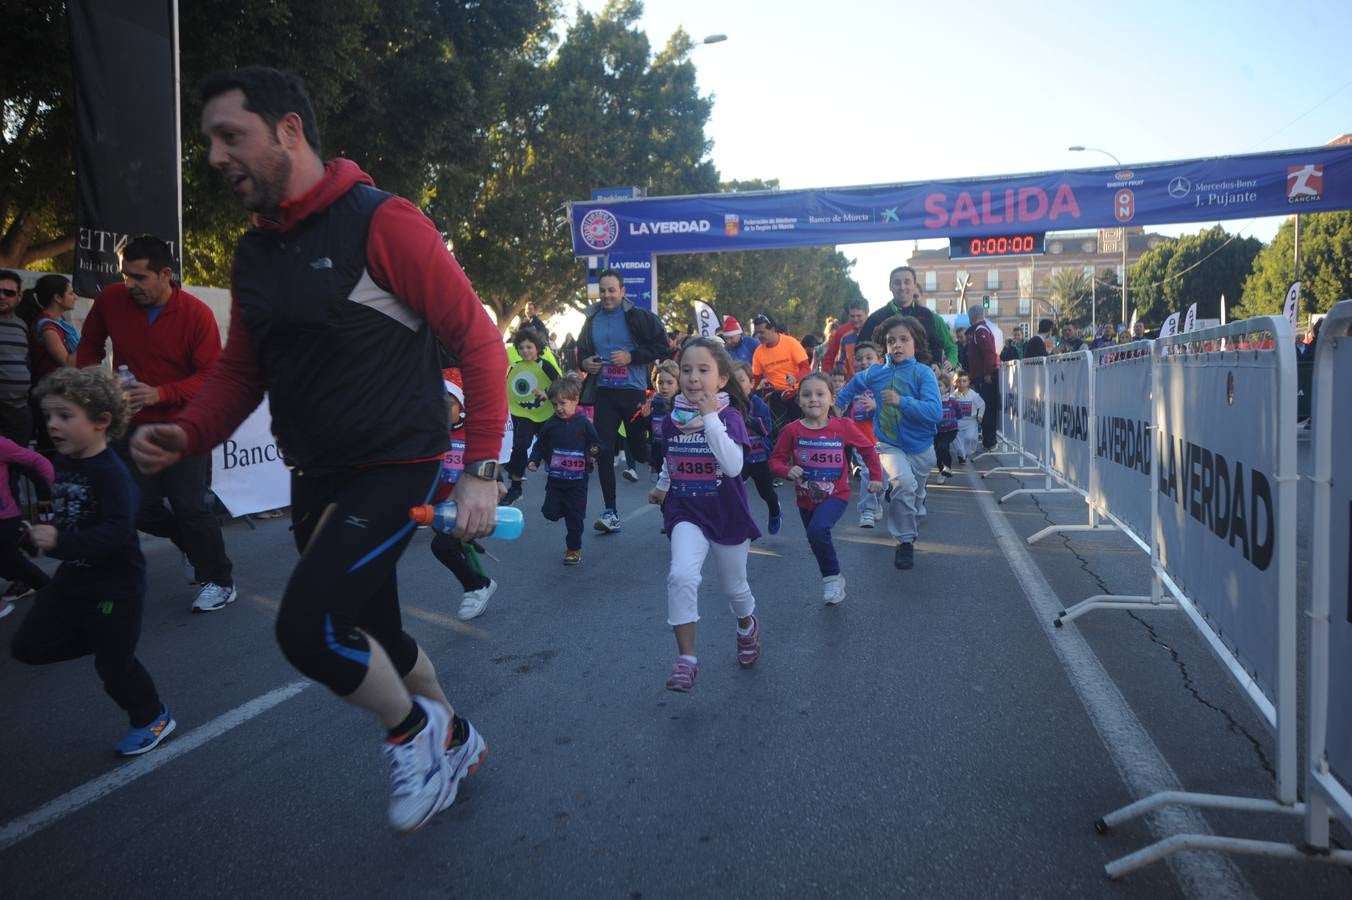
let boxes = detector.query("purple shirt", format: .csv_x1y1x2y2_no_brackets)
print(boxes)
661,407,760,545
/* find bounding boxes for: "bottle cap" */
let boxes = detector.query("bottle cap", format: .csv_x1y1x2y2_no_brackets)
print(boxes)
409,504,435,525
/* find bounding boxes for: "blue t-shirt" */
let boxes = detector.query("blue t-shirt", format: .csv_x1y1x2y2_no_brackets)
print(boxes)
590,307,647,392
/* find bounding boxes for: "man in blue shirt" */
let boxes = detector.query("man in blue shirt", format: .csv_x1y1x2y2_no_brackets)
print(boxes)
576,270,670,533
720,316,759,365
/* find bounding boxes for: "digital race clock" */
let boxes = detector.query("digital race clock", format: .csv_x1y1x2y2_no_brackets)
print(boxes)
948,233,1046,259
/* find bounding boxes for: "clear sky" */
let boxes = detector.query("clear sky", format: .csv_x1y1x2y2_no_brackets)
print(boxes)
571,0,1352,314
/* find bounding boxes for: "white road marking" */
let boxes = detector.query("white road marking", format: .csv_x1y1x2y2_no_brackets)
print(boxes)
964,470,1256,899
0,680,311,853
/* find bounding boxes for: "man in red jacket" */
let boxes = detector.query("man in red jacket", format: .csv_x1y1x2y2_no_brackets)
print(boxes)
821,297,869,378
78,235,237,613
965,303,1001,452
131,66,503,834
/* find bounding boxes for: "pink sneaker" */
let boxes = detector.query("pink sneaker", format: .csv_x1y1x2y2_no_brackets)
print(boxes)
737,615,761,667
665,657,699,692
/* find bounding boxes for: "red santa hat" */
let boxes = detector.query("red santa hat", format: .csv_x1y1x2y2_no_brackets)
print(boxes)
720,316,743,337
442,367,466,427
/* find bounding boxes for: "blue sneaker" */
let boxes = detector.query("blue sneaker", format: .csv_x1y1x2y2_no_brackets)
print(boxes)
116,706,176,756
768,514,782,535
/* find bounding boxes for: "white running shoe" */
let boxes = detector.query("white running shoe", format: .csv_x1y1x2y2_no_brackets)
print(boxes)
858,510,876,529
384,697,451,832
439,717,488,813
823,574,846,606
594,510,622,533
622,467,639,482
192,582,237,613
457,580,497,621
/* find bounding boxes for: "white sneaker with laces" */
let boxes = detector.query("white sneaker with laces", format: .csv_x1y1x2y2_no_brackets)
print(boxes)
384,697,451,832
823,574,846,605
439,716,488,813
594,510,622,533
622,467,638,482
457,579,497,621
192,582,237,613
858,510,876,529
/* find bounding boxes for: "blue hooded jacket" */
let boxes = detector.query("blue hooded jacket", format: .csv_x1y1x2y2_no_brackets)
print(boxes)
835,356,942,453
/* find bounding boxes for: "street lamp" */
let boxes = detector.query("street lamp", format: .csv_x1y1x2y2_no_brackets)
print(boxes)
701,34,728,44
1069,145,1129,325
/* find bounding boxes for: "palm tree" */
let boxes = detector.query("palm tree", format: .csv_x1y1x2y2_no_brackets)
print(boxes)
1047,268,1092,326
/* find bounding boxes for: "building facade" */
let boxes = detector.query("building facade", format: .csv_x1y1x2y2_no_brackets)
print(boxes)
905,227,1170,336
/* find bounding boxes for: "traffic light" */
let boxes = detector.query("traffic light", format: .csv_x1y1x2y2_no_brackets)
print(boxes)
983,294,991,310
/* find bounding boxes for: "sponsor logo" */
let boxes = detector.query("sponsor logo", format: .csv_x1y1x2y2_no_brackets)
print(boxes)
879,207,900,223
724,214,740,236
1167,176,1191,199
628,219,711,236
579,209,620,250
1286,164,1323,204
1115,170,1134,181
1114,189,1135,223
1105,170,1144,188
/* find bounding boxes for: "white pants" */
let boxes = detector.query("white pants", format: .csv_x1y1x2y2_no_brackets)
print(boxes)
954,420,981,461
877,444,935,544
667,521,756,626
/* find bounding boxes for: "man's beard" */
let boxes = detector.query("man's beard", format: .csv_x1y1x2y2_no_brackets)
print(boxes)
243,146,292,215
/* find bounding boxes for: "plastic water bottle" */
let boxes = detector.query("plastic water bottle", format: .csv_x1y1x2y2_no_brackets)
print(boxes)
116,365,136,388
409,502,524,540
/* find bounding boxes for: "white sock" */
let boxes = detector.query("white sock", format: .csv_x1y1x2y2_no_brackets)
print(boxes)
679,654,698,665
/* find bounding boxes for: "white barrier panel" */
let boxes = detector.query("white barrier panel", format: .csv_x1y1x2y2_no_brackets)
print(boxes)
1019,357,1047,467
1001,361,1019,445
1044,351,1091,493
210,396,291,517
1310,299,1352,835
1091,343,1153,547
1153,321,1292,728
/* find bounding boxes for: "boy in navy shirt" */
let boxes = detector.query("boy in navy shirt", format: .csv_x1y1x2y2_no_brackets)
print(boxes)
528,375,601,564
12,367,174,755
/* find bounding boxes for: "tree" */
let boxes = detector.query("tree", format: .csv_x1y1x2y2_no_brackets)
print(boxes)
1127,226,1259,327
1237,211,1352,322
1046,268,1091,325
1,1,76,268
453,0,718,331
4,0,554,281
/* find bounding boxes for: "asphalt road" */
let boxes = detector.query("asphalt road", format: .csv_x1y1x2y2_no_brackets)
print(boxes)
1,446,1347,899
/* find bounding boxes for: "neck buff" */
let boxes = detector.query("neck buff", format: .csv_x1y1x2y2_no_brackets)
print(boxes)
670,392,731,433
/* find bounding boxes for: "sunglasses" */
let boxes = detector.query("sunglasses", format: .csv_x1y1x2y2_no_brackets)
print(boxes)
0,288,18,298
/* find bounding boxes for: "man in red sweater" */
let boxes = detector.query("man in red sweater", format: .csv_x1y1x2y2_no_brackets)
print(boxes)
78,235,236,613
821,297,869,377
131,66,504,834
965,303,1001,452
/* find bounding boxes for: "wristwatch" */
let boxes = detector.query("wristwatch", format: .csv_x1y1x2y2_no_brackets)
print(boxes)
465,459,499,481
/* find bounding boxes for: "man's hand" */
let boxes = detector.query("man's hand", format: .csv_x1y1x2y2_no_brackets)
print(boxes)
784,373,796,387
130,424,187,474
125,382,160,413
608,349,632,367
29,523,58,552
582,355,602,374
448,475,499,540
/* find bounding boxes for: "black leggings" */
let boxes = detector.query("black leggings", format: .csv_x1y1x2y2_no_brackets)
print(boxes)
506,416,544,481
275,461,439,697
430,532,490,592
12,584,162,726
741,460,781,518
592,388,648,510
934,431,956,471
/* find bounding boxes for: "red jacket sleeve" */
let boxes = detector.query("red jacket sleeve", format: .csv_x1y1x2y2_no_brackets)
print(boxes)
75,292,110,367
366,199,507,463
768,423,796,478
840,419,883,482
174,283,266,455
822,325,845,373
157,301,222,408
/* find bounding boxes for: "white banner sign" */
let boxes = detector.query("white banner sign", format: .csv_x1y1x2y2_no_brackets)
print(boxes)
1183,302,1198,333
1045,351,1092,492
210,396,290,517
1159,311,1181,337
1091,343,1153,544
1283,281,1300,330
693,300,721,338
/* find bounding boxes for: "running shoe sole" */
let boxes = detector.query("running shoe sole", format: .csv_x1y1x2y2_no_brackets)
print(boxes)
438,722,488,815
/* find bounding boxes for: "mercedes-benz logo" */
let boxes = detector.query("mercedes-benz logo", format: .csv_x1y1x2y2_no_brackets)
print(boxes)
1168,176,1191,199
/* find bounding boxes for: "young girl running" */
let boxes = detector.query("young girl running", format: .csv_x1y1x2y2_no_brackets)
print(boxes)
732,362,782,534
933,372,959,482
950,370,986,464
648,361,679,478
835,316,941,572
770,373,881,605
648,337,760,692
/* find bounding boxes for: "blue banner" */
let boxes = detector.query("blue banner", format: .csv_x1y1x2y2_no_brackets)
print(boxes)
569,145,1352,257
606,252,656,312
